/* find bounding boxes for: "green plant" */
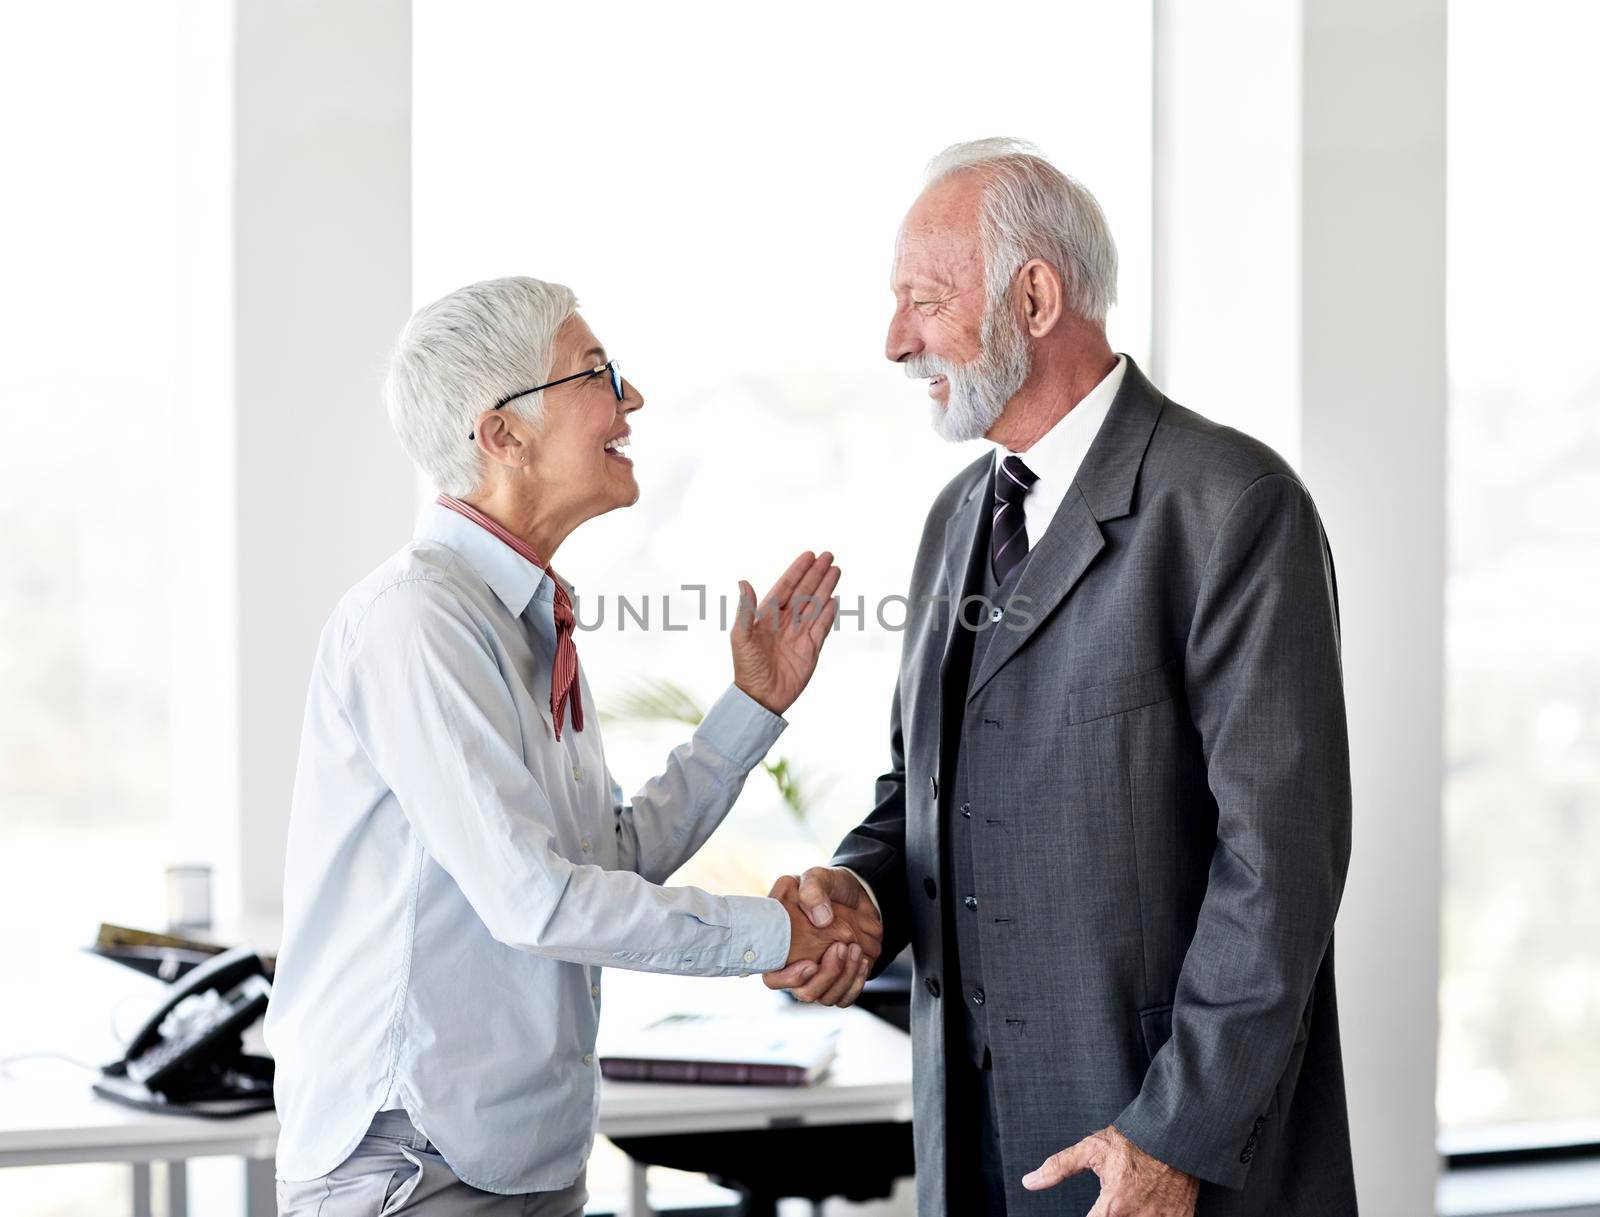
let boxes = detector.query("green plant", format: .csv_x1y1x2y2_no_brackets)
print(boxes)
603,677,810,823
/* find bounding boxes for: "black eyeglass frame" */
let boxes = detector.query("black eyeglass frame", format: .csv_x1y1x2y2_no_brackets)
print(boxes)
469,360,623,439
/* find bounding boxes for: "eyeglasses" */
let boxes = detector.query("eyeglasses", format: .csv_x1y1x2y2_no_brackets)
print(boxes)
469,360,624,439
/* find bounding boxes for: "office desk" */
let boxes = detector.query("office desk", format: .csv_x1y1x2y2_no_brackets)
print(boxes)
0,963,912,1217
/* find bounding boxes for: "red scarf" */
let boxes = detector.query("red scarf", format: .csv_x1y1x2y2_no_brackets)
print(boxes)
436,495,584,741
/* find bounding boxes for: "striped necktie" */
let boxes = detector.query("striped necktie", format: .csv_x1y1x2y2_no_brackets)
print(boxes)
546,579,583,742
992,454,1039,585
435,494,584,741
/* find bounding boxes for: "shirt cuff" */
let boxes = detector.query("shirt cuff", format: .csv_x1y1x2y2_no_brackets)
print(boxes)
696,684,787,771
724,894,791,975
837,867,883,919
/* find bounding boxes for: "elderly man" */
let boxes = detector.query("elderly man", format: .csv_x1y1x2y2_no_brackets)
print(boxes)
766,140,1356,1216
265,276,878,1216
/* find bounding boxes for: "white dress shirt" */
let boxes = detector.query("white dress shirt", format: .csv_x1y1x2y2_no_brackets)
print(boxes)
265,502,792,1194
845,354,1127,917
1001,353,1126,549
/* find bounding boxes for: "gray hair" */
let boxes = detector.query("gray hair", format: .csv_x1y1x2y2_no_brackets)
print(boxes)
383,276,578,496
924,138,1118,325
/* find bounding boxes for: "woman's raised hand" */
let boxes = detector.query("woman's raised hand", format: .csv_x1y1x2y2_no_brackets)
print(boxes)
730,550,841,716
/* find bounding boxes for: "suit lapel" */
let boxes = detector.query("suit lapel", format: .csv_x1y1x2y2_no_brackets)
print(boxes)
967,357,1166,702
937,469,990,681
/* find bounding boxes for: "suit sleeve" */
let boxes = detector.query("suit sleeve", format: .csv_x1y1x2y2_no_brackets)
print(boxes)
829,680,913,975
1114,472,1353,1189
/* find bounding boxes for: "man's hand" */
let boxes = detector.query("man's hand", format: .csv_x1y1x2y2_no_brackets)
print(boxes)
772,871,881,977
731,551,841,717
763,868,881,1006
1022,1125,1199,1216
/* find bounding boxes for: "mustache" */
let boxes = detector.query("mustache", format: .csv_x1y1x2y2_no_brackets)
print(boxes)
904,352,957,379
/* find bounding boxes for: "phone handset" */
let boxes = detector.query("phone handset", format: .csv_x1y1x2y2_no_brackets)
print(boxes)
95,945,275,1116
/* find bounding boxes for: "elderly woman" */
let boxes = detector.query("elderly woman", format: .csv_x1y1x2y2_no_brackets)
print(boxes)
265,276,881,1216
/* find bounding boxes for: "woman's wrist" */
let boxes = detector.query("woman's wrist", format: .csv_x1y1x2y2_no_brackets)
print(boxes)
733,676,788,717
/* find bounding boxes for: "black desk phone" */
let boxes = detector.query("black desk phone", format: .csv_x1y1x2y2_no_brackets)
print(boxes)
93,946,275,1117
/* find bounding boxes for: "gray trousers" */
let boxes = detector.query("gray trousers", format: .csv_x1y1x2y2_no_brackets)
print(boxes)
276,1110,588,1216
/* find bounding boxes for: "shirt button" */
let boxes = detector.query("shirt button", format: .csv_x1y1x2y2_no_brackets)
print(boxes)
573,766,584,781
580,838,591,852
582,1053,594,1066
960,802,972,819
743,950,756,964
972,987,986,1006
591,984,601,998
964,894,978,911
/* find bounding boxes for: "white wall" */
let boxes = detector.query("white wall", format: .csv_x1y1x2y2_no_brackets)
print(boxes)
174,0,415,928
1155,1,1446,1211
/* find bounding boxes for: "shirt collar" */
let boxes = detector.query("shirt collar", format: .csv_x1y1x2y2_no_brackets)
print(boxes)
414,500,555,618
995,353,1127,486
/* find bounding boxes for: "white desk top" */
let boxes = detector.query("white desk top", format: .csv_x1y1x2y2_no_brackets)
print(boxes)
0,953,911,1168
596,971,914,1138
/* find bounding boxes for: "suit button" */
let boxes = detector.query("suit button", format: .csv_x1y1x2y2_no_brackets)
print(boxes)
923,877,937,900
928,775,938,800
972,987,986,1006
925,977,941,998
960,802,972,819
964,895,978,911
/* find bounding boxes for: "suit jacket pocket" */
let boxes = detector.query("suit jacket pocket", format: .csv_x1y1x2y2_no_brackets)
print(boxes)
1138,1002,1175,1063
1067,658,1182,724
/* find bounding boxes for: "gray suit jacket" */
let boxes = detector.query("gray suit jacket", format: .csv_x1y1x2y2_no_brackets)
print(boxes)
833,359,1356,1216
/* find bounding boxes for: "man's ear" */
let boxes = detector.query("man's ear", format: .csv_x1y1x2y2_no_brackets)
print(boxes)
475,411,529,469
1017,258,1065,339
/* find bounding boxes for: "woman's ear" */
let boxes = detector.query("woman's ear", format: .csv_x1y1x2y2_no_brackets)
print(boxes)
1017,258,1065,339
475,411,529,469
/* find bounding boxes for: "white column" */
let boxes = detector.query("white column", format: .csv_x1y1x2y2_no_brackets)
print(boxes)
174,0,415,933
1151,0,1302,461
1299,1,1446,1210
1154,2,1446,1211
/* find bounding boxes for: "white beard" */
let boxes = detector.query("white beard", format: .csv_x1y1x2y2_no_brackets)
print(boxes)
905,299,1032,443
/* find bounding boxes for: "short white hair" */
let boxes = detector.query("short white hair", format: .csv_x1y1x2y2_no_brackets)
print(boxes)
924,138,1118,325
383,276,578,496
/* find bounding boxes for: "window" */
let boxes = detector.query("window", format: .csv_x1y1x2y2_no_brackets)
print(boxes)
0,4,182,1212
1439,0,1600,1138
0,1,180,969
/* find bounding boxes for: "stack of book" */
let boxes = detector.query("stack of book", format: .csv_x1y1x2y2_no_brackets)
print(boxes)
600,1007,839,1086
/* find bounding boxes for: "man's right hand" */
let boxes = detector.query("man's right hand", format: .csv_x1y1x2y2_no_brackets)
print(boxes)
765,868,881,1007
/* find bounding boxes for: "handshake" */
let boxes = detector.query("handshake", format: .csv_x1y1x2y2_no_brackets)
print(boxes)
762,867,884,1007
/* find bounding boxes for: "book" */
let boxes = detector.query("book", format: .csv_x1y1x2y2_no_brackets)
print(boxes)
86,923,277,983
87,923,227,982
599,1009,839,1087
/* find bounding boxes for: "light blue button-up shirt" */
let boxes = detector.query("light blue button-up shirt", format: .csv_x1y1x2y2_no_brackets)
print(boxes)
265,503,793,1194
